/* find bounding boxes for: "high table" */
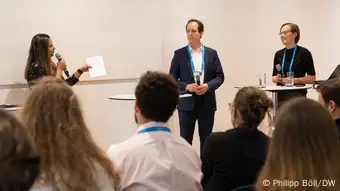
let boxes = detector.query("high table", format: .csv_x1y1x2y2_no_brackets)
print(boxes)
109,94,192,101
234,85,312,136
259,85,312,117
0,104,22,111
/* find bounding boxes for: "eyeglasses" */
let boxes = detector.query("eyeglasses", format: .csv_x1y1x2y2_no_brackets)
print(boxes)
278,31,292,36
228,102,233,111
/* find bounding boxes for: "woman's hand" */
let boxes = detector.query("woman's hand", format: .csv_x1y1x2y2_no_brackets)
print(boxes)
272,75,283,84
57,59,67,70
79,64,92,72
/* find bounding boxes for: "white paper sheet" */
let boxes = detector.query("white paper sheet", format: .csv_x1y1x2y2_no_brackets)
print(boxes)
86,56,107,78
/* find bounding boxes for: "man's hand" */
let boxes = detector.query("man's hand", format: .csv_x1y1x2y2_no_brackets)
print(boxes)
196,83,209,95
186,83,199,92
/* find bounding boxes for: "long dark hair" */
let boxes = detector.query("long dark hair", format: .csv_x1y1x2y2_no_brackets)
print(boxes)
24,33,51,80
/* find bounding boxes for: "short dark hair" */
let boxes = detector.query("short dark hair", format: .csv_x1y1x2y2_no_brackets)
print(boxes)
186,19,204,33
280,23,300,43
316,78,340,107
135,71,179,122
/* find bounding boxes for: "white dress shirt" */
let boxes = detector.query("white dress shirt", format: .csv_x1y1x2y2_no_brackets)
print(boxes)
107,121,203,191
189,45,204,83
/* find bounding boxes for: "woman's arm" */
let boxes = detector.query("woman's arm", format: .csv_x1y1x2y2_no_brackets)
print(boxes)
26,63,46,84
62,65,91,86
296,49,316,84
55,58,91,86
294,75,316,84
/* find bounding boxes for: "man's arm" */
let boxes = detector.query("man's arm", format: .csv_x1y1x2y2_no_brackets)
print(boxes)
207,51,224,91
169,51,188,91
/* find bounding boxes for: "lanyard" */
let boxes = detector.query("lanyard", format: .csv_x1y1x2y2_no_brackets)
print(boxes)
186,45,205,73
281,45,297,75
137,126,171,134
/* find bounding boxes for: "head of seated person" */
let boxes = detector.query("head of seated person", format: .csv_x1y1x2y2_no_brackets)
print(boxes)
316,78,340,121
256,97,340,191
134,71,179,125
0,109,39,190
230,86,272,129
21,76,120,190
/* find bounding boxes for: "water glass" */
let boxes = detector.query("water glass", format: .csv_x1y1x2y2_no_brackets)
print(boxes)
258,73,266,87
285,72,294,86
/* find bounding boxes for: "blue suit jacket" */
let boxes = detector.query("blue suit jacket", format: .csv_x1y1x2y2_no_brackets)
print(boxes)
169,46,224,111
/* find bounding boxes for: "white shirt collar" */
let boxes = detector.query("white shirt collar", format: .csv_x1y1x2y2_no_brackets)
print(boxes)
189,44,203,52
136,121,168,133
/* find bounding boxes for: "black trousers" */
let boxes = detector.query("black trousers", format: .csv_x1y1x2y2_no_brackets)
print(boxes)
278,89,307,107
178,102,215,154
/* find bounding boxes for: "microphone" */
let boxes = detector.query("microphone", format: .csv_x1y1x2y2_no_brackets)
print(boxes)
276,64,283,77
195,74,201,85
276,64,281,73
55,52,70,77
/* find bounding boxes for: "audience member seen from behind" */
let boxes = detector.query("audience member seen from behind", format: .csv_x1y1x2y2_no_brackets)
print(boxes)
256,98,340,191
24,33,91,86
21,77,120,191
201,86,271,191
316,78,340,137
0,109,40,191
107,71,203,191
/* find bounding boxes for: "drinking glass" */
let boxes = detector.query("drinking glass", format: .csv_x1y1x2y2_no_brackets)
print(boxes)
285,72,294,86
258,73,266,87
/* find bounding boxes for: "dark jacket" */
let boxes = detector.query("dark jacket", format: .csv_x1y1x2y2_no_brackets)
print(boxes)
169,46,224,111
201,125,269,191
26,62,79,86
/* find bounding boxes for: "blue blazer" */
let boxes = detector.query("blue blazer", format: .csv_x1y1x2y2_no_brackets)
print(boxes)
169,46,224,111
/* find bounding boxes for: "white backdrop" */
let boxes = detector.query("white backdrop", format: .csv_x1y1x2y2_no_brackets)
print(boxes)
0,0,164,83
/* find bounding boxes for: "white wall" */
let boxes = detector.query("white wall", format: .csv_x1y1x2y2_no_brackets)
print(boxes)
1,0,340,153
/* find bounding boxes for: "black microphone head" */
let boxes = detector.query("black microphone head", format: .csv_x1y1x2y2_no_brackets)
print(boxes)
55,52,62,61
276,64,281,72
55,52,69,77
195,75,201,85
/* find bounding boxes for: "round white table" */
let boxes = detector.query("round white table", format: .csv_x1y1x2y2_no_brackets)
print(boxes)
259,85,312,117
0,104,22,111
234,85,312,117
234,85,312,136
109,94,192,101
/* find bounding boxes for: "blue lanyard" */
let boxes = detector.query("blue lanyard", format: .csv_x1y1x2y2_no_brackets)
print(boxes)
137,126,171,134
281,45,298,75
186,45,205,72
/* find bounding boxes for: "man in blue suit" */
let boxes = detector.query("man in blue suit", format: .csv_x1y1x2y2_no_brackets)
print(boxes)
169,19,224,153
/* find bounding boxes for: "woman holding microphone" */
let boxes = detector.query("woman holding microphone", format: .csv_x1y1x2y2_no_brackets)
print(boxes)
272,23,316,104
24,33,91,86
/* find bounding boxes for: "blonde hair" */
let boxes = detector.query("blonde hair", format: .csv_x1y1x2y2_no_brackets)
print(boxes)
21,76,120,190
256,98,340,191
